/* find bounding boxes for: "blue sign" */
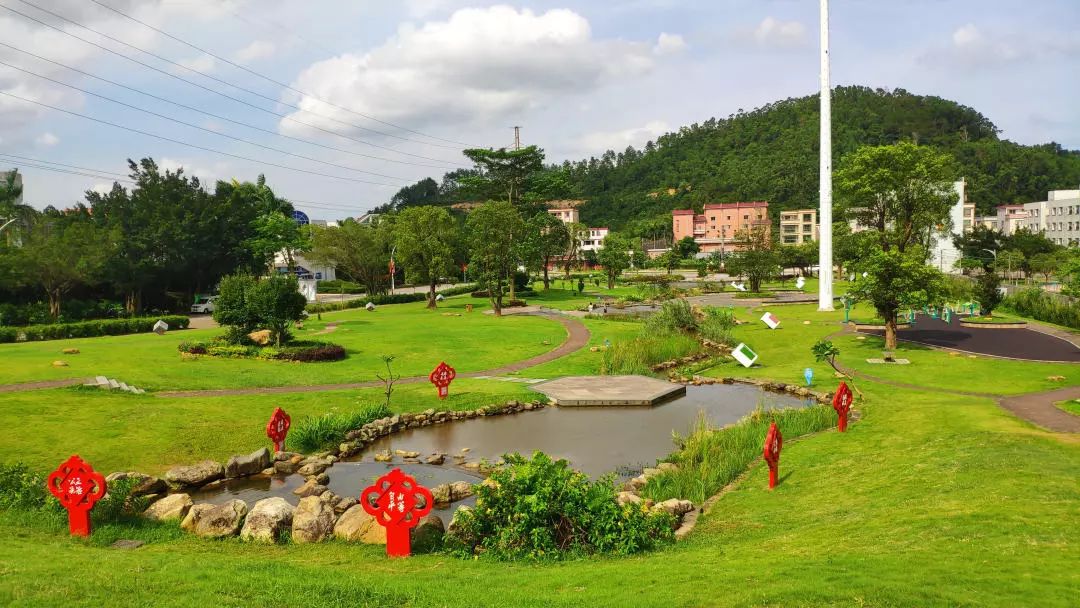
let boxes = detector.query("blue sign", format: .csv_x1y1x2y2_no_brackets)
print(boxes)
292,210,310,225
803,367,813,386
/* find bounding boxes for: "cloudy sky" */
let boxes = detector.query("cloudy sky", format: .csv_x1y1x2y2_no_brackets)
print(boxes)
1,0,1077,218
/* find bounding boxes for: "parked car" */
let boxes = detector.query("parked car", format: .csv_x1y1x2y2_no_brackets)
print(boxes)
190,296,217,314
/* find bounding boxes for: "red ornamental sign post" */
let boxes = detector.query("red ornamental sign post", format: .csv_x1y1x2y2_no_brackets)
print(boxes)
47,455,107,537
762,422,783,490
832,382,853,432
359,468,434,557
266,407,291,453
429,361,456,400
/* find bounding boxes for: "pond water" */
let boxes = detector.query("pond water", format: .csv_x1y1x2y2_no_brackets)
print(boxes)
355,384,808,478
189,462,479,521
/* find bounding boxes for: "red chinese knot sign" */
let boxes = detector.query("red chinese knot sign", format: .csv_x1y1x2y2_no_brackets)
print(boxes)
832,382,853,432
47,455,107,536
360,468,434,557
266,407,291,452
762,422,783,489
429,361,456,400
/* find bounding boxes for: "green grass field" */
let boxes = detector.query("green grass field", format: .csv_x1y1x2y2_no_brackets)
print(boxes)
1,290,1078,607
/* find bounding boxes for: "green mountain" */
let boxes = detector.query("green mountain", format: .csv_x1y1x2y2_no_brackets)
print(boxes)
384,86,1080,233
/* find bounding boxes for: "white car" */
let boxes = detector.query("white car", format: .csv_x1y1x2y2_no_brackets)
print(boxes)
190,296,217,314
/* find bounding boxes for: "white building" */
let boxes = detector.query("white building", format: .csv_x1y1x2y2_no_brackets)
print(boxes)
928,180,971,273
580,227,609,252
1019,189,1080,246
273,251,336,282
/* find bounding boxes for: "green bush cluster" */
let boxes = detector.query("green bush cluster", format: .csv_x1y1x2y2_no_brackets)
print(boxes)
645,299,698,335
214,274,308,347
446,452,674,559
0,463,147,526
1004,288,1080,329
601,333,702,375
698,306,736,344
291,403,393,452
177,340,346,362
305,283,477,313
621,274,685,284
0,299,131,326
644,406,837,504
0,315,189,343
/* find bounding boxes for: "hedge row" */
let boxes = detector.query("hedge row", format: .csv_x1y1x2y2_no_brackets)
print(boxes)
0,316,190,343
306,283,477,314
621,274,686,283
1003,288,1080,330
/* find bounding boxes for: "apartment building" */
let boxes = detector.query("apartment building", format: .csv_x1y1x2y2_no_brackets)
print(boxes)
672,201,770,253
779,209,818,245
1019,189,1080,246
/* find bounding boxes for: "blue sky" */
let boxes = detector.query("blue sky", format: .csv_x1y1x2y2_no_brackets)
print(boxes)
1,0,1077,218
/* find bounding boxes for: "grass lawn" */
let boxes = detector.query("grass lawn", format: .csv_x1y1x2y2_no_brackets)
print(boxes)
962,311,1027,324
1,296,1079,606
0,296,566,390
1057,399,1080,416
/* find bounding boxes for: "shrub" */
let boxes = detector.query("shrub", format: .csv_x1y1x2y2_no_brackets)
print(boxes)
177,340,208,354
0,463,60,513
266,342,346,362
207,344,260,358
446,452,674,559
504,299,528,308
291,403,393,452
699,306,735,344
643,406,837,504
645,299,698,335
317,279,364,294
621,274,685,283
601,333,702,375
1004,288,1080,330
0,316,189,343
975,272,1003,315
0,327,17,343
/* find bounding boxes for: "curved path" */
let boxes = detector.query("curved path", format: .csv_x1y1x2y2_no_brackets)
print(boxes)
860,316,1080,363
154,313,590,398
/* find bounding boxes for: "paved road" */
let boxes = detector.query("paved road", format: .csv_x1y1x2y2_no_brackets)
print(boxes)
861,316,1080,363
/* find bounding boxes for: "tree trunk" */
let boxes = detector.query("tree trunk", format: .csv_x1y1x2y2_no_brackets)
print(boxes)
507,270,516,302
427,280,437,309
542,260,550,290
884,317,898,350
607,272,615,290
47,289,61,320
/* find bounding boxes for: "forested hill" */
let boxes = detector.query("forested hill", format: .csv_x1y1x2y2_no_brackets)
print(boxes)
382,86,1080,233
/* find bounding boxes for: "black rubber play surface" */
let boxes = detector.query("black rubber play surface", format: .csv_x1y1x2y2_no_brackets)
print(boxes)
862,316,1080,362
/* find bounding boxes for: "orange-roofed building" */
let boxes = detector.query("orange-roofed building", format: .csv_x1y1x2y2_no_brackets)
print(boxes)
672,202,770,253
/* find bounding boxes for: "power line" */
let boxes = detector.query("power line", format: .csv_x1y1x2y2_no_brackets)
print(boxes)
0,1,468,162
0,153,128,178
0,42,459,171
87,0,477,148
0,59,415,181
0,90,402,187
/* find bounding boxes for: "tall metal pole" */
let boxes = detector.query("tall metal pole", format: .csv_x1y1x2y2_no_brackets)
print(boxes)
390,245,396,295
817,0,834,310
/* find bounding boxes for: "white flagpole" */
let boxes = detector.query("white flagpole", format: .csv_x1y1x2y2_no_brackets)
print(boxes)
818,0,834,311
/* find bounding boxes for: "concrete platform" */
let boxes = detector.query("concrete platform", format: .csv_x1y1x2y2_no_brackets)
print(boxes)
530,375,686,406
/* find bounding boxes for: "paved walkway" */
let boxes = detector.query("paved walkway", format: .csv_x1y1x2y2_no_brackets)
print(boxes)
860,316,1080,362
0,378,84,393
154,313,590,398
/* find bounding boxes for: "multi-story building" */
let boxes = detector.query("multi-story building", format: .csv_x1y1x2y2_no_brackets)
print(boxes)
995,204,1031,236
1019,189,1080,246
928,180,973,273
547,207,579,224
580,227,609,252
779,209,818,245
672,202,770,253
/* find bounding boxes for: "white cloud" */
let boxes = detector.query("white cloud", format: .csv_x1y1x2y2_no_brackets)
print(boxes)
89,182,114,195
752,17,807,48
577,120,669,154
176,53,216,73
653,32,687,56
34,132,59,147
280,6,659,135
233,40,276,64
923,23,1079,68
157,157,229,184
405,0,453,18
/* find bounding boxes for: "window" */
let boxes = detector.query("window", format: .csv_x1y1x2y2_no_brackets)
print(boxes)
743,215,749,220
783,235,797,243
803,224,812,233
803,214,812,222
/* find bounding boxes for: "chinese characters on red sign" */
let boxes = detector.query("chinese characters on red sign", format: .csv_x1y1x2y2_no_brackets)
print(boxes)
266,407,291,453
429,361,456,400
832,382,853,432
762,422,783,490
359,468,434,557
47,455,107,536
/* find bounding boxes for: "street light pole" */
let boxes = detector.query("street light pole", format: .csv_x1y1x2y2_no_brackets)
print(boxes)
817,0,834,310
390,245,397,295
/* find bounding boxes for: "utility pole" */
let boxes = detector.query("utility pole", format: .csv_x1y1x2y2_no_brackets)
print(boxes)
817,0,834,311
513,126,521,151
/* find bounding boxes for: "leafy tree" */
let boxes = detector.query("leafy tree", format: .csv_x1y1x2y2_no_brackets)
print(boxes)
849,246,947,349
307,220,390,295
248,274,308,347
1002,228,1058,275
213,274,260,342
780,241,815,278
953,225,1003,271
1060,250,1080,297
247,211,309,274
521,212,570,290
596,233,632,288
725,227,779,292
17,215,114,319
836,142,958,253
994,249,1025,279
467,201,525,315
462,146,545,207
974,271,1003,316
673,236,699,258
1028,252,1058,283
392,206,458,309
654,249,680,275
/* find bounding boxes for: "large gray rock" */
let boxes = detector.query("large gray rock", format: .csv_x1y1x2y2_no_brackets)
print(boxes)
143,493,192,521
653,498,694,519
106,472,167,497
296,458,331,476
292,479,328,498
189,500,248,538
449,481,474,500
240,497,294,543
225,448,271,479
412,515,444,554
180,503,215,532
292,496,335,544
333,504,385,544
616,491,643,507
165,460,224,488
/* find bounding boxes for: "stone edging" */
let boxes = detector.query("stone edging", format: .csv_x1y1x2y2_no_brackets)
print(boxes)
958,320,1028,329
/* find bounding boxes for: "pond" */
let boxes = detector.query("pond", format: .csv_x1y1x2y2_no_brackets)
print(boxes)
355,383,808,478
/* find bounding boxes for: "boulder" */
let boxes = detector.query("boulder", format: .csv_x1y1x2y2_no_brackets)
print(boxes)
296,459,331,476
225,448,271,479
274,451,301,462
240,497,294,543
334,497,357,514
373,450,393,463
333,504,385,544
291,496,335,543
311,472,330,486
51,360,68,367
446,505,472,538
292,479,328,498
190,500,248,538
424,454,445,465
179,503,214,532
248,329,271,345
411,515,444,553
616,491,642,507
653,498,694,518
165,460,224,488
394,449,420,458
62,348,80,355
143,493,192,521
274,460,300,475
430,483,451,505
106,472,167,497
449,481,474,501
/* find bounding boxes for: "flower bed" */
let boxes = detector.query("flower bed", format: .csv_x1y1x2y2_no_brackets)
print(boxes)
178,340,346,362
